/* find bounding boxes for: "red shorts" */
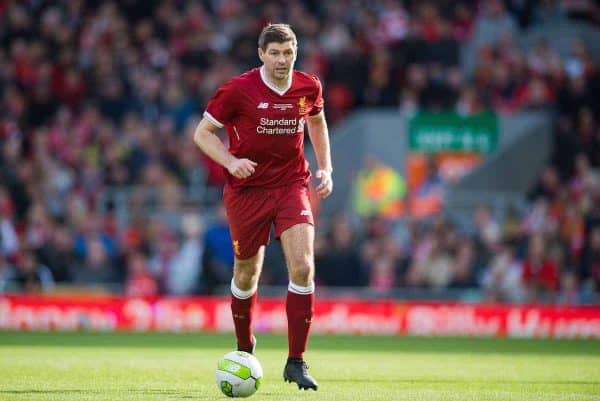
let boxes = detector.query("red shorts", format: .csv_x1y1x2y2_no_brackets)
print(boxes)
223,182,314,259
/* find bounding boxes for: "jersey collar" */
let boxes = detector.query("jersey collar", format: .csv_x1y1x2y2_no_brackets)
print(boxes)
260,66,292,96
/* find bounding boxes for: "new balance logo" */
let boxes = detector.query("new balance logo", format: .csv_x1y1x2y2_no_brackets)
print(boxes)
300,210,311,216
257,102,269,109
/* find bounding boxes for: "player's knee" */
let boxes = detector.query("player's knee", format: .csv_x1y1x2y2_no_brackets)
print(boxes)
289,257,314,286
234,273,259,291
234,262,261,289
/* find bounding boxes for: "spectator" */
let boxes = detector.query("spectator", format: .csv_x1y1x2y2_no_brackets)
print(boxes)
317,214,366,287
35,223,77,283
0,254,17,293
473,205,501,253
450,238,477,288
581,226,600,291
201,204,234,292
481,243,524,303
0,186,19,259
557,271,581,304
369,256,396,293
522,234,560,301
73,212,118,262
529,165,562,202
406,231,453,288
14,249,54,293
71,238,117,288
168,213,204,295
353,155,406,219
148,221,179,294
124,250,158,297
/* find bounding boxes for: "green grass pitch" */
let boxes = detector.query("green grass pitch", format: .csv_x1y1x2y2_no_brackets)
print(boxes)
1,332,599,400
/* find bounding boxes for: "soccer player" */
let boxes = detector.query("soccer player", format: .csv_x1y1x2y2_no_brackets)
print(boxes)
193,23,332,391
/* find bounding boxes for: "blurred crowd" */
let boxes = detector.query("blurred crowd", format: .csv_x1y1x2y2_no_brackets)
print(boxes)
0,0,599,303
317,197,600,303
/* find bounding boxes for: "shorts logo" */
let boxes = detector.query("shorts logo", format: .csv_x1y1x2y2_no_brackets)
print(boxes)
257,102,269,109
232,240,240,255
298,96,307,114
300,210,311,216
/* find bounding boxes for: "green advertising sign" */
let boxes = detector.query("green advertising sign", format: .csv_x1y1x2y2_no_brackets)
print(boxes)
408,112,498,153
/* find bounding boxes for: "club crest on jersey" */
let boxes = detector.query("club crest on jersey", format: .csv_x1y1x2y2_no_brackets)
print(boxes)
298,96,307,114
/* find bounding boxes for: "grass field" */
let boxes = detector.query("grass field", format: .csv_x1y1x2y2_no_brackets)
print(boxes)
1,332,599,401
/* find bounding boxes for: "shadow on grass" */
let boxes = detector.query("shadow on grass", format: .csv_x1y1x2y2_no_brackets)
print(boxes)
1,332,599,356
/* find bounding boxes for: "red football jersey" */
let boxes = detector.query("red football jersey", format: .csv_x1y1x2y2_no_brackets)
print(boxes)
204,67,324,188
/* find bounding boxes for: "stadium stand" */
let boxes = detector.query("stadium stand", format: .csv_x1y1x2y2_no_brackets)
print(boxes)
0,0,599,304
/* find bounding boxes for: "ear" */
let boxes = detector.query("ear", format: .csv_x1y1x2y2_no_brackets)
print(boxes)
258,47,265,63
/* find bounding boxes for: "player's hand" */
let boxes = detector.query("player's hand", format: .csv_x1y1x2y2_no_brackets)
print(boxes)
227,158,258,179
315,169,333,199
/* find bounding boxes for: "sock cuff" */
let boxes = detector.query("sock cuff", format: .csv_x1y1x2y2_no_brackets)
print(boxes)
288,281,315,295
231,279,257,299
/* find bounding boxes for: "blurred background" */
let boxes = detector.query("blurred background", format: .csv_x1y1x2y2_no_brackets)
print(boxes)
0,0,599,308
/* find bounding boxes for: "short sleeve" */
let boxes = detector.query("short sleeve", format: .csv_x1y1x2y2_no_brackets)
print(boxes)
204,79,239,127
309,75,324,116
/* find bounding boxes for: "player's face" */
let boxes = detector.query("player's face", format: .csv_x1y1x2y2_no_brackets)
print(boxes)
259,41,296,84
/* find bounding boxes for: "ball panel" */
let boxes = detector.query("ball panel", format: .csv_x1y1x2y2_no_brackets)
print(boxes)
220,381,234,397
217,358,252,379
224,351,264,378
232,377,258,398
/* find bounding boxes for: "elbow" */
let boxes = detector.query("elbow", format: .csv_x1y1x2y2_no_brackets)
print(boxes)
193,129,207,147
193,118,220,149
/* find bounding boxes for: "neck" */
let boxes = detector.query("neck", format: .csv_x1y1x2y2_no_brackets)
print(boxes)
271,76,288,89
260,66,291,93
266,72,289,89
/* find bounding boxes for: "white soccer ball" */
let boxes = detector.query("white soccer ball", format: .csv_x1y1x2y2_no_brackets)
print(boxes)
216,351,263,397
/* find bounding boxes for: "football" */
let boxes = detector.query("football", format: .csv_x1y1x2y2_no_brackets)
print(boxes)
215,351,263,397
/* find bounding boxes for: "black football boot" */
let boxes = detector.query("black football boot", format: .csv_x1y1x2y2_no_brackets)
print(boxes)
283,357,318,390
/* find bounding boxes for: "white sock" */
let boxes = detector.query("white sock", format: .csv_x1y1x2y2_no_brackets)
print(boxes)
288,281,315,295
230,279,257,299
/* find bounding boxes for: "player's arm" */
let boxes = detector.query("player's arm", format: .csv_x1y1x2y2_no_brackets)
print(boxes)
306,111,333,198
193,117,257,179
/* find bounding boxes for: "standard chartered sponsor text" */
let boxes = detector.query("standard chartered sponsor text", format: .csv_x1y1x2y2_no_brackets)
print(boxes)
257,117,300,135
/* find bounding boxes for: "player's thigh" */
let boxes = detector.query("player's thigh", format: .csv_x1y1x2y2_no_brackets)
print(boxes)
224,186,274,260
274,183,314,240
280,223,315,274
275,184,315,279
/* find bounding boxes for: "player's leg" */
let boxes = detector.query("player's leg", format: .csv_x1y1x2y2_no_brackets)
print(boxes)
223,185,274,354
281,222,315,357
231,247,264,354
280,223,318,390
274,183,318,390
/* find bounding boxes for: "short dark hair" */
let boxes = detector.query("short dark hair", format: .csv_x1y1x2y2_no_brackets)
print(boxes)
258,23,297,51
